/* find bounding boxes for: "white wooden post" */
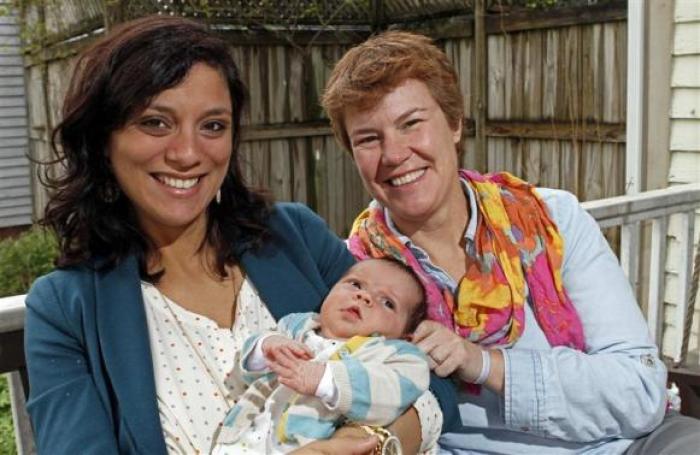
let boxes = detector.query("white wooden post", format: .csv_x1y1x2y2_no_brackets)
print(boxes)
622,0,646,300
674,211,696,362
621,222,642,298
647,216,669,345
625,0,645,193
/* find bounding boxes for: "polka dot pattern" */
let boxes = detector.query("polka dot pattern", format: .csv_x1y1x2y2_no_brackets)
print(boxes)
414,390,443,454
143,279,276,454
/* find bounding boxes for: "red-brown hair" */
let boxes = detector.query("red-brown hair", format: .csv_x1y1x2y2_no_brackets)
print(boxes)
322,30,464,153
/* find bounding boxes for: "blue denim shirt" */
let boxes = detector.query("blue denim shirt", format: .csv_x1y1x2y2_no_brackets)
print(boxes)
384,186,667,454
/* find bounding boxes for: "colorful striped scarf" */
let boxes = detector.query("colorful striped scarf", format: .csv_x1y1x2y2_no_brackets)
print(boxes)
347,169,585,350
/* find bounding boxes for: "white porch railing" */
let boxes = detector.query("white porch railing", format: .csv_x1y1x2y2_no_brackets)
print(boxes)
582,183,700,363
1,183,699,454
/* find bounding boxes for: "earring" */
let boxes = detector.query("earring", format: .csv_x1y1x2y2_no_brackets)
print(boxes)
101,181,120,203
215,189,221,204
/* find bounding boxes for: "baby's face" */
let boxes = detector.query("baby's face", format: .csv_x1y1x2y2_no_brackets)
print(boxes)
319,259,422,340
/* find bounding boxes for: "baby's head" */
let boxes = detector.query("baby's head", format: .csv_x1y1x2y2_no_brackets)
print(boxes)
319,258,426,340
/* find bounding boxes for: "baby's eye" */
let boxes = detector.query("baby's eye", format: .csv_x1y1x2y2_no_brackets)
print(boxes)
348,279,361,289
382,299,395,310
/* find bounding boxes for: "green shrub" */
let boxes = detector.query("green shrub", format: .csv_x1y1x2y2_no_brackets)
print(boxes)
0,376,17,455
0,227,58,298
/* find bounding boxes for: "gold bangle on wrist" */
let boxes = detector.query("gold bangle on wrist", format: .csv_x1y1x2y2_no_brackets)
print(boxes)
353,424,402,455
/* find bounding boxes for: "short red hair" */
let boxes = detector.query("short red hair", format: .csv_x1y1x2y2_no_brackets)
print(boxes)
322,31,464,153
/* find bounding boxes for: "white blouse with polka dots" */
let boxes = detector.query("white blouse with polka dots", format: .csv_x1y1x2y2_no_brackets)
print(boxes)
142,279,442,454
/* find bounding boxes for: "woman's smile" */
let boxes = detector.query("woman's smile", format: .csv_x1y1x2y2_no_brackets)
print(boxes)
387,168,427,187
154,174,201,190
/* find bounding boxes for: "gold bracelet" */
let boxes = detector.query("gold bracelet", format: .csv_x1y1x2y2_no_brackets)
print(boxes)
353,424,402,455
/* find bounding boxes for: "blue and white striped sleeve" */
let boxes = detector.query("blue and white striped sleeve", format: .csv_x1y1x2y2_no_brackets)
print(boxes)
327,338,430,426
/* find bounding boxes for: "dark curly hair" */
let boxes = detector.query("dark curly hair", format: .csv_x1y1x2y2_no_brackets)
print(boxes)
40,15,271,279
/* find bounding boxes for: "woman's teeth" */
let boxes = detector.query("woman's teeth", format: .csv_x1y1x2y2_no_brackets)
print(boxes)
158,175,199,189
390,169,425,187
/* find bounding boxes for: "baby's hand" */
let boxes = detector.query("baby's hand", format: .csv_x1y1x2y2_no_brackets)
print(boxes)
261,335,314,363
267,349,325,396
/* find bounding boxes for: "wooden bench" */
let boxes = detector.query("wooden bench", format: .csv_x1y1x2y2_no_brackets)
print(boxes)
2,183,699,454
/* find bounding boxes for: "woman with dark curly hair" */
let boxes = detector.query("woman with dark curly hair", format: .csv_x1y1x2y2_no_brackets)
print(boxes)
24,15,401,454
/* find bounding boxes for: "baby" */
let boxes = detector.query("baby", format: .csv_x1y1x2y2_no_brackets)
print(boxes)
213,258,429,454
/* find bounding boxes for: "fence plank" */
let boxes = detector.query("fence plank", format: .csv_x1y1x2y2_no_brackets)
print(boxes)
540,139,560,189
581,142,603,201
513,32,525,120
269,139,291,201
564,26,582,123
559,140,579,195
291,138,310,204
288,49,305,122
267,45,287,124
248,46,267,125
523,139,541,185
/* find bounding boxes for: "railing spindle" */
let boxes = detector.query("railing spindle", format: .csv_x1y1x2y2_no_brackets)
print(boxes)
621,221,642,299
674,211,696,362
648,216,669,346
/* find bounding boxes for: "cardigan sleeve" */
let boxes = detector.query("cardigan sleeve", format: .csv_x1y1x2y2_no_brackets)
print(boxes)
24,275,120,455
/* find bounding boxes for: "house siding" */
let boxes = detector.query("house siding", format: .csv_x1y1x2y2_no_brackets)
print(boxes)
663,0,700,359
0,2,31,228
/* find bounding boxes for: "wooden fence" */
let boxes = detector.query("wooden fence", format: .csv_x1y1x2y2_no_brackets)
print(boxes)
20,0,628,236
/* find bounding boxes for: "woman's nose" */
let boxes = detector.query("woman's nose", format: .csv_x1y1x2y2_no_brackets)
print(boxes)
165,129,200,168
354,291,372,306
380,132,411,166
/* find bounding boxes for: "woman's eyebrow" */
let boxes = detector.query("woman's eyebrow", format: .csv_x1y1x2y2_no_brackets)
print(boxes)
348,126,378,138
145,105,232,117
203,107,233,117
348,107,427,137
394,107,427,124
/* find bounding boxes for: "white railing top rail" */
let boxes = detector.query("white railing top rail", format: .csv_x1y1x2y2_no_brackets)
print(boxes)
582,183,700,228
0,294,26,334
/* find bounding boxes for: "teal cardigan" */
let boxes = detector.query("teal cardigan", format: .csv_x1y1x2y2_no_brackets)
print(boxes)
24,203,458,454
